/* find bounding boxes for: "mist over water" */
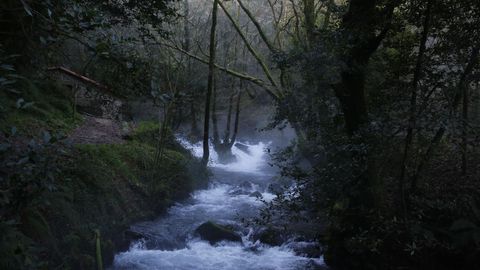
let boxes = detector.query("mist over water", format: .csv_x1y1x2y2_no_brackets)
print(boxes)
177,138,272,174
112,138,325,270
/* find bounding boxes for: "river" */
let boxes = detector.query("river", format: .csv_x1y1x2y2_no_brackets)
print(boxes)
111,139,326,270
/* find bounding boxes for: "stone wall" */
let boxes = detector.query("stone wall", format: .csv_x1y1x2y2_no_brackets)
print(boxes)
51,71,124,120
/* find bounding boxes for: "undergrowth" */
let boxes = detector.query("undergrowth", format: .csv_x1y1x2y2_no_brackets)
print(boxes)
1,77,208,269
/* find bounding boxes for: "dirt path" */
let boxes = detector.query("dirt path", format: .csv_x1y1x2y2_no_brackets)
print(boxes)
69,115,125,145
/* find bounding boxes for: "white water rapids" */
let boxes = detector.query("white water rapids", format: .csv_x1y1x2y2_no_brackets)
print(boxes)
111,139,326,270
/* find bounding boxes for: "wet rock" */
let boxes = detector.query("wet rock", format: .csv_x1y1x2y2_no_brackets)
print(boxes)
243,240,262,254
289,241,323,258
253,227,285,246
194,221,242,244
234,143,251,154
239,181,254,190
228,188,249,196
249,191,263,198
228,181,254,195
267,182,285,194
266,177,293,194
124,230,145,241
306,259,329,270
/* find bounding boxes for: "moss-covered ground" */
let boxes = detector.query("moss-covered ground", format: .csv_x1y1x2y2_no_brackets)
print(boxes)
0,80,208,269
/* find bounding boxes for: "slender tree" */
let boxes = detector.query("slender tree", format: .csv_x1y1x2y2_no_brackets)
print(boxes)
399,0,432,212
202,0,219,166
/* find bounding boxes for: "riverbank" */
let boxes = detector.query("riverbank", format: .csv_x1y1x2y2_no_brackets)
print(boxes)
111,141,326,270
0,82,208,268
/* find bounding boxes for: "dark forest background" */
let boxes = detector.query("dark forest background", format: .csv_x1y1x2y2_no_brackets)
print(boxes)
1,0,480,269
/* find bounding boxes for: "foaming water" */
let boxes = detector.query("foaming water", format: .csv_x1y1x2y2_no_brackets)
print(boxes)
112,138,325,270
176,138,270,174
114,240,315,270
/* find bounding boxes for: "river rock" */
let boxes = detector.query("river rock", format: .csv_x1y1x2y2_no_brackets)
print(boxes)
267,182,285,194
234,143,251,154
228,188,246,196
289,241,323,258
229,181,254,195
239,180,254,190
306,259,330,270
243,240,262,253
194,221,242,244
124,230,145,241
249,191,263,198
253,227,285,246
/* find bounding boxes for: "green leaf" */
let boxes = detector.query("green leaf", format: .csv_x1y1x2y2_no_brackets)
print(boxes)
17,157,30,165
450,219,477,232
43,131,52,143
40,36,47,45
20,0,33,16
0,143,10,152
3,219,19,226
0,64,15,71
5,89,21,94
21,102,35,109
16,98,25,108
1,80,17,86
6,74,26,79
470,200,480,223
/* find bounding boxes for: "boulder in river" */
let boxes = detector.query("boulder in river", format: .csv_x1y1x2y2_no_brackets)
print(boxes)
194,221,242,244
288,241,324,258
306,259,330,270
234,143,251,154
249,191,263,198
253,226,285,246
228,181,255,195
266,176,293,194
124,230,145,241
239,180,254,190
267,182,285,194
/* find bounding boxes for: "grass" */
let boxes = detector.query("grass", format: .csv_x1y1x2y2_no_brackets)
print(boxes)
23,129,208,268
1,76,208,268
0,79,81,136
47,129,206,267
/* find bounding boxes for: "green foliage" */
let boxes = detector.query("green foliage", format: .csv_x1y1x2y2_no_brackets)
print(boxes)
0,0,195,268
131,121,190,154
44,131,205,267
84,0,178,36
265,1,480,269
0,79,79,135
0,130,64,268
1,0,180,101
0,45,21,98
0,77,205,269
131,121,162,147
0,221,41,269
0,124,206,268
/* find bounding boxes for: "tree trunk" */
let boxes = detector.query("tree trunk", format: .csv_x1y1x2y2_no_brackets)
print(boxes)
398,0,432,216
190,99,200,140
411,46,479,189
462,80,469,175
322,0,334,29
326,1,396,267
183,0,190,53
303,0,316,48
202,0,219,166
224,91,234,143
184,0,201,141
218,0,282,98
229,89,242,147
334,2,393,200
212,76,220,146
